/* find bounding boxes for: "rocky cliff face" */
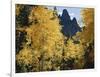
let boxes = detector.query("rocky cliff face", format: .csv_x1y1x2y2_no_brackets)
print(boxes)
59,9,81,37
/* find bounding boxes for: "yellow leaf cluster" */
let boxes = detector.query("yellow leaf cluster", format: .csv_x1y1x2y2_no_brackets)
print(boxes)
80,8,94,43
64,39,84,60
27,6,64,57
16,46,33,65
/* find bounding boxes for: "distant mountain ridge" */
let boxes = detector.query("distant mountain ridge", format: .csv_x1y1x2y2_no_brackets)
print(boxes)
59,9,81,37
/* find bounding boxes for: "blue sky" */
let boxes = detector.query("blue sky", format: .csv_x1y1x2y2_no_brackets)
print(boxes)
47,6,84,27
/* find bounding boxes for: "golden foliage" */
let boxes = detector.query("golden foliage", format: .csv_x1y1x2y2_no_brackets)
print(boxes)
27,6,64,57
16,6,64,71
64,39,84,60
16,46,33,65
80,8,94,43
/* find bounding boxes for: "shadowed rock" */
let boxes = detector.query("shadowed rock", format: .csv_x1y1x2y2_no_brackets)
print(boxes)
59,9,81,37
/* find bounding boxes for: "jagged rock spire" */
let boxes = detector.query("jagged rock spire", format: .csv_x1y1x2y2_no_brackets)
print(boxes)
59,9,81,37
